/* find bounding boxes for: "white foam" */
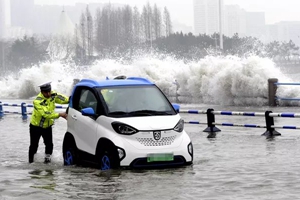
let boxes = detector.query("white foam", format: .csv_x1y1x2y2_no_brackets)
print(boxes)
0,54,298,106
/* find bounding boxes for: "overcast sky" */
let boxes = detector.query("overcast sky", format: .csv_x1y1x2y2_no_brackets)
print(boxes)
34,0,300,26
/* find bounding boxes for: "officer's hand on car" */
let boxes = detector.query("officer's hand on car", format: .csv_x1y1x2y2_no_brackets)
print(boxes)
59,112,68,119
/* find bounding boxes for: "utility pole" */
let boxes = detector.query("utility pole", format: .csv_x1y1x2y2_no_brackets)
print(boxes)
219,0,223,50
1,43,5,74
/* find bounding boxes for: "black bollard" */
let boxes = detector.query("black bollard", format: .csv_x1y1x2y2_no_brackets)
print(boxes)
262,111,281,139
203,108,221,138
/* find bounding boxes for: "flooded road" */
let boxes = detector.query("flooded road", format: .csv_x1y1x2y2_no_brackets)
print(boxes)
1,102,300,200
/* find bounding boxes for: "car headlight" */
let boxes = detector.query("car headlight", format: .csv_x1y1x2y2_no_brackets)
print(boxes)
174,119,184,132
111,122,139,135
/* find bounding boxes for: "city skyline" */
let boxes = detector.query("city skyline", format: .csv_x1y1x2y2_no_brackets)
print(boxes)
33,0,300,26
1,0,300,44
2,0,300,33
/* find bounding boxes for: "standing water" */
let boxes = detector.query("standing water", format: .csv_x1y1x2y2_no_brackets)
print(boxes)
1,55,300,199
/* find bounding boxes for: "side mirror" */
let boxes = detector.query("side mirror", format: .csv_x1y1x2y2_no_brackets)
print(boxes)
81,107,95,116
172,103,180,113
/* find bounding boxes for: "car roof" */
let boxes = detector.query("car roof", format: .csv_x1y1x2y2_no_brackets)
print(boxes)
75,77,155,88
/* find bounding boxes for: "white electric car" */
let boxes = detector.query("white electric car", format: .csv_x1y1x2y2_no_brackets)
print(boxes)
63,76,193,170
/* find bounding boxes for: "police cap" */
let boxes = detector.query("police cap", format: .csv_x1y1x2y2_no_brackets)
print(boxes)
38,82,52,92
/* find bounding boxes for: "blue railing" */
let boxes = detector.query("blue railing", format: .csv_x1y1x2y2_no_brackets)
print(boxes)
0,101,68,120
180,108,300,138
276,82,300,102
270,80,300,104
1,101,300,138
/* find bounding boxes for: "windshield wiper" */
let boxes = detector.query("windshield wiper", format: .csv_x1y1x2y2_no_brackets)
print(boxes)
129,110,172,116
108,111,128,116
108,110,173,117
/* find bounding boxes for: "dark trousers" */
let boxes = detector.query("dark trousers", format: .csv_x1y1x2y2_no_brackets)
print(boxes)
28,124,53,163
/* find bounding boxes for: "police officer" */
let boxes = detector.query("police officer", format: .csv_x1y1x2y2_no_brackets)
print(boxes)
29,82,69,164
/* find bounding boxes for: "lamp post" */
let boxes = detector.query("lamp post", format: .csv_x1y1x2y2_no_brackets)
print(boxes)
1,42,4,74
219,0,223,50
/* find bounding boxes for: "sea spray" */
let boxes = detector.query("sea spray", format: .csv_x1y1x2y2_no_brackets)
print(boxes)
0,55,298,106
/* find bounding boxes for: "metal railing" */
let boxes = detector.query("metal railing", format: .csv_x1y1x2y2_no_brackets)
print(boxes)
268,78,300,106
0,101,68,120
1,101,299,139
180,108,299,138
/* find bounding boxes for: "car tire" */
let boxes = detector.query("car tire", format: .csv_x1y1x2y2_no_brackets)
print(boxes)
99,150,112,170
96,144,119,170
63,134,78,166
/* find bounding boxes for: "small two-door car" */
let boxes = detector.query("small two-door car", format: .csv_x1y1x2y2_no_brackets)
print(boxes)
63,76,193,169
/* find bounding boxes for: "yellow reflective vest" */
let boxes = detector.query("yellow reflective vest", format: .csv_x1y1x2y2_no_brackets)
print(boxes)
30,91,69,128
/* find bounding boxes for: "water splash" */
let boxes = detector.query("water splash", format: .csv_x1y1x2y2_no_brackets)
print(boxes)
0,55,298,106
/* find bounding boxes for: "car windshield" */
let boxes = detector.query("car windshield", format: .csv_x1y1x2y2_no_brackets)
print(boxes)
98,86,176,117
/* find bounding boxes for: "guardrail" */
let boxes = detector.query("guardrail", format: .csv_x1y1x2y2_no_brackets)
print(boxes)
0,101,68,120
1,101,299,139
268,78,300,106
181,108,299,138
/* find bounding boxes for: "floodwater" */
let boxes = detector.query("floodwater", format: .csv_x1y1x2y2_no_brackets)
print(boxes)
1,100,300,200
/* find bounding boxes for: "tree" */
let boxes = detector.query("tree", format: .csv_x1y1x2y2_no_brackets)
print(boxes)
280,40,299,60
8,35,47,70
163,7,172,37
101,5,112,48
86,6,93,58
73,23,84,63
95,8,103,52
132,6,141,45
0,40,9,75
80,13,87,62
142,3,152,42
122,5,133,48
47,34,74,61
152,4,162,40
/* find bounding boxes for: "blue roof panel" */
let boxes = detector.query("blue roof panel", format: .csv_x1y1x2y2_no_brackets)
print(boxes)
75,77,154,88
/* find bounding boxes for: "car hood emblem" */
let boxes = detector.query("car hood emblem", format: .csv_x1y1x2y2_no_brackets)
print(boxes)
153,131,161,141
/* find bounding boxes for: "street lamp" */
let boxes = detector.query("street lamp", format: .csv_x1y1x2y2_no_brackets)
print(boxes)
219,0,223,50
1,43,4,73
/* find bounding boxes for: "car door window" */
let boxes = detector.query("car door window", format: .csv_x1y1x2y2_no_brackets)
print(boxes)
78,89,98,114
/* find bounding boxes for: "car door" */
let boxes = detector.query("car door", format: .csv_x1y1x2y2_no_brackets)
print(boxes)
70,87,99,155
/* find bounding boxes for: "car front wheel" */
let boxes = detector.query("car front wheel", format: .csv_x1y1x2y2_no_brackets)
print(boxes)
99,151,112,170
96,144,119,170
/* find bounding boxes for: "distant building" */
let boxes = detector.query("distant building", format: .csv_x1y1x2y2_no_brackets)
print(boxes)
33,5,65,35
266,22,300,47
193,0,224,35
0,0,6,39
266,24,279,43
246,12,266,40
55,10,75,36
193,1,269,41
224,5,246,37
6,26,33,39
173,20,193,34
47,10,76,60
10,0,34,29
9,1,116,36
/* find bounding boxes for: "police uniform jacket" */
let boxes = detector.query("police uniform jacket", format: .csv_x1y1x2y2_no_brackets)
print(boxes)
30,91,69,128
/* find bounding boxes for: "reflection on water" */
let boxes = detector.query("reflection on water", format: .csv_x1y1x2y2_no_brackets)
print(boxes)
2,104,300,199
29,169,55,191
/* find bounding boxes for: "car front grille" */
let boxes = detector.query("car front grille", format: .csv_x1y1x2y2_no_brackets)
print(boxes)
136,135,176,146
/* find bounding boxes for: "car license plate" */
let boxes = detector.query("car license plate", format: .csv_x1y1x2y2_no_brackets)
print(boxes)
147,153,174,162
